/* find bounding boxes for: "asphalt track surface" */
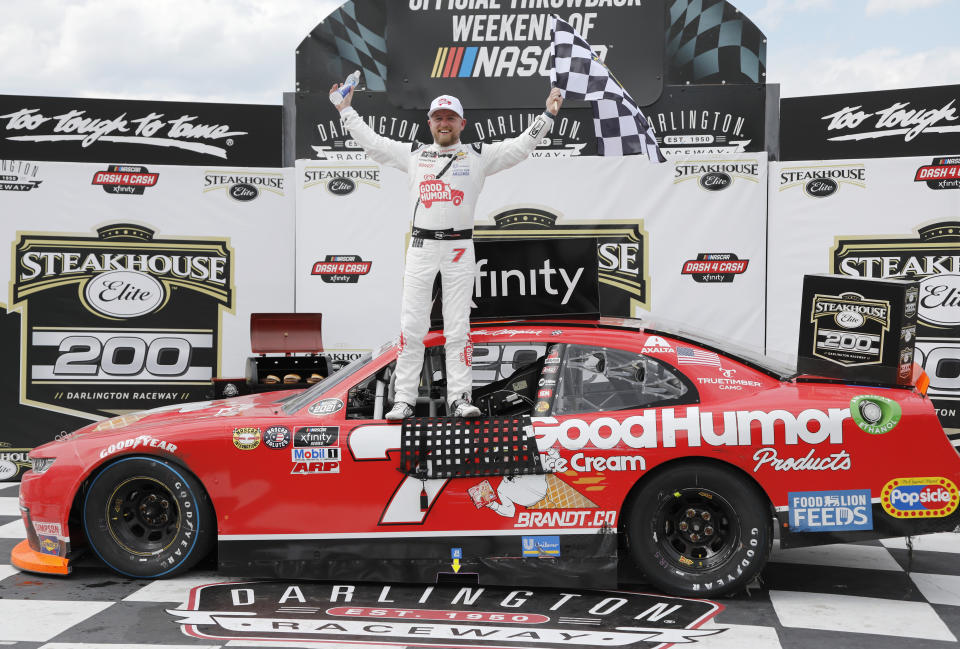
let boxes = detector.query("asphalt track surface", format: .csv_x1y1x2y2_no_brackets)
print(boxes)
3,481,960,649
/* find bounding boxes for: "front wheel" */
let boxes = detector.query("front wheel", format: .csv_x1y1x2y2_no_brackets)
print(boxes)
626,462,772,597
82,456,215,578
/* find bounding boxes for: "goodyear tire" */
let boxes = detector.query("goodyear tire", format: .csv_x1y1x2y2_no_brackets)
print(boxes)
627,462,772,597
82,456,215,578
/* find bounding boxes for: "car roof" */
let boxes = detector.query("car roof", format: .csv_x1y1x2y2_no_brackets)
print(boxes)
422,317,798,381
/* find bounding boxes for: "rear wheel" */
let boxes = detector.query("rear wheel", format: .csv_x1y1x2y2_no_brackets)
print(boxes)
82,456,215,578
626,462,772,597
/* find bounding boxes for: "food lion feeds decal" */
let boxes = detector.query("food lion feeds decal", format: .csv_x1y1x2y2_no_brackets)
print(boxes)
170,581,724,647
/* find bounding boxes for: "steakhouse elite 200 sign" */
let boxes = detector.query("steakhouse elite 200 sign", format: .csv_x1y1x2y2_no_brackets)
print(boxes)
11,223,234,417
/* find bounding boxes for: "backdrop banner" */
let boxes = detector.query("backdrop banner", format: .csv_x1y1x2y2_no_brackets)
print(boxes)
295,153,767,358
0,159,295,478
767,154,960,433
0,95,282,167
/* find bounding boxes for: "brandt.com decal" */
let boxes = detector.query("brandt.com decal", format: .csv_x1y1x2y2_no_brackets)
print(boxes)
171,581,724,647
10,223,234,418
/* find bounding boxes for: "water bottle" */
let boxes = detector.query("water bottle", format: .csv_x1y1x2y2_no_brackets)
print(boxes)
330,70,361,106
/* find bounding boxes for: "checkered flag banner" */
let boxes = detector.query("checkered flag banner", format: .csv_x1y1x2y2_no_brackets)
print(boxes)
550,15,665,162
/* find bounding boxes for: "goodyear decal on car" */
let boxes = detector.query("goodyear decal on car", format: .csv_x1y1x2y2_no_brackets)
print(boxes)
881,477,959,518
850,395,901,435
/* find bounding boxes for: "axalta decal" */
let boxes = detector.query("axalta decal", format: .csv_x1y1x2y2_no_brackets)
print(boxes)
778,164,865,198
0,159,42,191
533,407,849,450
881,477,959,518
0,107,247,158
673,160,760,191
203,171,285,201
92,164,158,195
171,581,724,647
915,157,960,190
11,223,234,418
100,434,178,459
303,165,380,195
312,255,372,284
681,253,749,283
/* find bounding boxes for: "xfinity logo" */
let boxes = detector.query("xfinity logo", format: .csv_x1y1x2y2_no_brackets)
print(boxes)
475,258,583,305
823,99,959,143
533,407,849,450
1,108,246,158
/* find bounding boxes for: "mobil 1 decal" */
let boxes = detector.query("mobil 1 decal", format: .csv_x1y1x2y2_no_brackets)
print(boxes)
171,581,724,647
10,223,233,417
475,208,649,316
833,221,960,430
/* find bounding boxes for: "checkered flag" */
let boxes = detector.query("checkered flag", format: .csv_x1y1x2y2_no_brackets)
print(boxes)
550,15,665,162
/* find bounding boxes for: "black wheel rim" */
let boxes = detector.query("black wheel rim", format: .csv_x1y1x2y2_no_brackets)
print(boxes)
653,487,739,572
105,476,180,556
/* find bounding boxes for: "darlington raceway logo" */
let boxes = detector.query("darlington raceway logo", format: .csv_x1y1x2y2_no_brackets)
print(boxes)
170,581,724,647
202,170,285,202
311,112,423,161
475,208,649,314
11,223,234,417
681,253,748,284
779,164,866,198
651,109,753,157
673,160,760,192
92,164,158,195
0,159,42,191
311,255,372,284
303,165,379,196
0,107,247,158
915,156,960,190
808,292,890,367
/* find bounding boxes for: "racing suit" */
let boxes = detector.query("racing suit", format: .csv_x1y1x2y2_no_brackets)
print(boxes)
341,106,554,407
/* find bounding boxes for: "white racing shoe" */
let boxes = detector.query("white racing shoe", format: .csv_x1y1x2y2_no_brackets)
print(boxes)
385,401,414,420
451,395,481,418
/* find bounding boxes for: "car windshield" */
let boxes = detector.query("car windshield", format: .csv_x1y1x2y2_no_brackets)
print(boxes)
281,353,373,414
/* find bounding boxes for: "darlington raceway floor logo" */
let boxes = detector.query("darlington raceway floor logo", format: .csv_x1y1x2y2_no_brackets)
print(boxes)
170,581,724,648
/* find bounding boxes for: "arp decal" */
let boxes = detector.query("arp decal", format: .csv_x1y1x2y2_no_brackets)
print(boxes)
850,395,902,434
881,477,959,518
171,581,725,647
788,489,873,532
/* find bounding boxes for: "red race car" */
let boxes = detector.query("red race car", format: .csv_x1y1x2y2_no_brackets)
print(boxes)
14,319,960,597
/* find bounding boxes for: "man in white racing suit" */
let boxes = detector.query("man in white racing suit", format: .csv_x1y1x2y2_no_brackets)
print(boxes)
331,84,563,419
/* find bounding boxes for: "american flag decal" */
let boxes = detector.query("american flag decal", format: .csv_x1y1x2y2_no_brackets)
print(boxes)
676,346,721,367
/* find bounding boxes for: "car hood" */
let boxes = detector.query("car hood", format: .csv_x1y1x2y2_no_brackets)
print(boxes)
51,390,300,445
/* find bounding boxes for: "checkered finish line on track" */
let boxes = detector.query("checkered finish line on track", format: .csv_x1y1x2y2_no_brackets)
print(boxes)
4,487,960,648
549,15,666,163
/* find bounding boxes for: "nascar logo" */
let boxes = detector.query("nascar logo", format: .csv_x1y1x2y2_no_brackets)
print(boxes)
881,477,959,518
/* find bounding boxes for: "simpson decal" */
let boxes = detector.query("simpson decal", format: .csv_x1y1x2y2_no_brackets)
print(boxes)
11,223,233,417
171,581,724,647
